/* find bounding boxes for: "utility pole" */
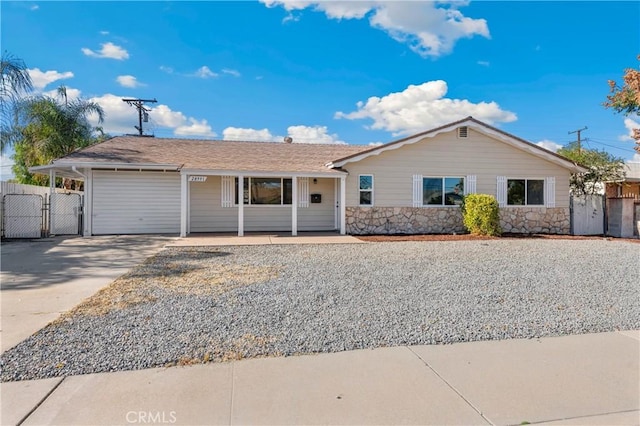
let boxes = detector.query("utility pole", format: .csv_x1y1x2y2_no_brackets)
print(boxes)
122,98,157,137
568,126,588,154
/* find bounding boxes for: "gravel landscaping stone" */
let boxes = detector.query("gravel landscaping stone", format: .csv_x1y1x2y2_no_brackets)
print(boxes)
2,240,638,382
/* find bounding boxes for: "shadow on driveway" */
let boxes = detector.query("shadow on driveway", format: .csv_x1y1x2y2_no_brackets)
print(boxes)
1,235,175,291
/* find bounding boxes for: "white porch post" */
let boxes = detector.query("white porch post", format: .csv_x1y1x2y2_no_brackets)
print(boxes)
49,169,55,235
83,168,92,236
238,175,244,236
291,176,298,236
180,173,188,237
340,175,346,235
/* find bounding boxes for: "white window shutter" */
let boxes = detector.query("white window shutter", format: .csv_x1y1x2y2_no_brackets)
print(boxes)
545,177,556,207
412,175,423,207
496,176,507,207
298,177,309,208
221,176,234,207
465,175,477,195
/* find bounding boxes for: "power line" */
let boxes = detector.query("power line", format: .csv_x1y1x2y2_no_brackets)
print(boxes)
122,98,157,137
568,126,588,153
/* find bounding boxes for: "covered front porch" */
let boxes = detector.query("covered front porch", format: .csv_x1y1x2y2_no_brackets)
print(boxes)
180,172,348,237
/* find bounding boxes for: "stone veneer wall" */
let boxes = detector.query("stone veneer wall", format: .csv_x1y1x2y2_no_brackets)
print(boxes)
345,207,465,235
345,206,570,235
499,207,570,234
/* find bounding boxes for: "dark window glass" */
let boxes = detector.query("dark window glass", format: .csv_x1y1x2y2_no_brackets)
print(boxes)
283,179,293,205
423,178,443,205
507,179,525,205
527,180,544,205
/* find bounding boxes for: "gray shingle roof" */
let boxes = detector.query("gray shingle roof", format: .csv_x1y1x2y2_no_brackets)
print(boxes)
54,136,370,174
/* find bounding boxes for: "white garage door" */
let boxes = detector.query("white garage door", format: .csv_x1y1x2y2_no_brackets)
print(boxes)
92,170,181,235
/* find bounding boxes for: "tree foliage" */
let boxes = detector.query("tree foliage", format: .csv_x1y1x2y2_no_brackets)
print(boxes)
604,55,640,152
1,51,33,152
557,142,626,195
11,87,106,185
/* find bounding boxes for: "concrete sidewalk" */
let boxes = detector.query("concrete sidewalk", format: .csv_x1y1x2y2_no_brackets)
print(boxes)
3,330,638,426
166,232,365,247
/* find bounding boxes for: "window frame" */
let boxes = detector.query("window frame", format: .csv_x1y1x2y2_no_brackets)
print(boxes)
358,174,374,206
422,176,465,207
234,177,293,206
506,178,545,206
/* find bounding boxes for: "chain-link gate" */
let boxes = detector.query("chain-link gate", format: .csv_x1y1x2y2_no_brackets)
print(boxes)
2,194,44,238
50,192,82,235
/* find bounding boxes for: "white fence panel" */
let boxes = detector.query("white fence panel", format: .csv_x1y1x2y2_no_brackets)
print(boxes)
3,194,43,238
571,195,604,235
51,192,82,235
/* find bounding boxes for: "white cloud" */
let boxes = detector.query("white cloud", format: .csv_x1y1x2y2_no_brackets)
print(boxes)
116,75,145,88
222,125,344,144
335,80,517,136
223,127,278,141
536,139,563,153
477,60,490,67
81,42,129,60
100,30,109,35
287,125,345,144
619,117,640,142
632,153,640,162
175,118,216,137
27,68,74,89
30,4,39,11
222,68,241,77
368,141,384,147
261,1,490,57
88,93,216,138
159,65,174,74
192,66,218,79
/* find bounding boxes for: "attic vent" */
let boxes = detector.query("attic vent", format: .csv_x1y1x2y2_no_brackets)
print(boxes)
457,126,468,138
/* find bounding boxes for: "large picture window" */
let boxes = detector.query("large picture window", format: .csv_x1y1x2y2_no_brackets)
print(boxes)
235,177,292,205
423,177,464,206
507,179,544,205
359,175,373,206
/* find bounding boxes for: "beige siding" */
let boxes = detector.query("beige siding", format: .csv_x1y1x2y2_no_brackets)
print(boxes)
189,176,237,232
299,178,336,231
92,170,180,234
189,176,337,232
344,129,571,208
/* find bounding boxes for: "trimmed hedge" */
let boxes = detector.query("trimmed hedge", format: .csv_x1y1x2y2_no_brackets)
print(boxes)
461,194,502,236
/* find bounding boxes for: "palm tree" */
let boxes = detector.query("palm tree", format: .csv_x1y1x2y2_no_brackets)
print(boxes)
1,52,33,152
12,86,106,185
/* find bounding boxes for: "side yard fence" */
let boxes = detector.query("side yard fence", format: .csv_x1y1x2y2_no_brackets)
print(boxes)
1,182,83,239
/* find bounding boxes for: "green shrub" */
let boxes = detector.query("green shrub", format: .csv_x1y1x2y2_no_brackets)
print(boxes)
461,194,502,236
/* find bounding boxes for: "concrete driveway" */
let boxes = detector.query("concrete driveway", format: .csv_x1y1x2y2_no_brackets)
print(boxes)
0,235,173,353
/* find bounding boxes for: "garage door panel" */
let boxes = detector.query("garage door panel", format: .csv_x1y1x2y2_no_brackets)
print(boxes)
92,171,181,234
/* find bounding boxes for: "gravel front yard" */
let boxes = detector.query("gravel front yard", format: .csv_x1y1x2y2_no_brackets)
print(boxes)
2,239,639,381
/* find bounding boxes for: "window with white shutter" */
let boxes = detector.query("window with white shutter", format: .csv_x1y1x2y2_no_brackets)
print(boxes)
412,174,423,207
465,175,477,195
497,176,507,207
298,177,309,208
221,176,234,207
545,177,556,207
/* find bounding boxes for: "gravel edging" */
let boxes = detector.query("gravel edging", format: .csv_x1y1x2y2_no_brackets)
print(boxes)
2,240,639,382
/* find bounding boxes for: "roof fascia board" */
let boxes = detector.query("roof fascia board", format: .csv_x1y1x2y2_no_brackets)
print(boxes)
180,169,348,177
48,162,180,170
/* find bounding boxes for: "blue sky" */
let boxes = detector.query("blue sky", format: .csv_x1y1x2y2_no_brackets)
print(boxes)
2,1,639,179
